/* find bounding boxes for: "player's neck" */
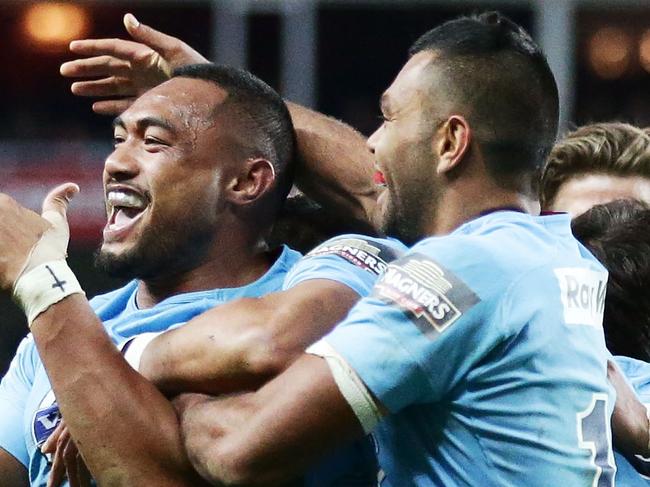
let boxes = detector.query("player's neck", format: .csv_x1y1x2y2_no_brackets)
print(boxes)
135,236,274,309
427,182,539,237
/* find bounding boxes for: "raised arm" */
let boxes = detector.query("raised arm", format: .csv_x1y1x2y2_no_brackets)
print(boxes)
0,187,204,486
62,15,379,229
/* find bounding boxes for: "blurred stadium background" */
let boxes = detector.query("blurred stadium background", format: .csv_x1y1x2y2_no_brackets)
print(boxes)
1,0,650,375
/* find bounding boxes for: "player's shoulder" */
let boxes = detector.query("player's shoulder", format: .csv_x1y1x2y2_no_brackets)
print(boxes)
305,234,407,270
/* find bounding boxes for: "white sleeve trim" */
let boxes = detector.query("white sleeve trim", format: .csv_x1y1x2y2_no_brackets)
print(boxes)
122,332,162,372
307,340,383,434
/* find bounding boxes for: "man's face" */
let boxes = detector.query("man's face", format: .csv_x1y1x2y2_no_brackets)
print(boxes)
550,173,650,217
97,77,239,280
368,51,446,244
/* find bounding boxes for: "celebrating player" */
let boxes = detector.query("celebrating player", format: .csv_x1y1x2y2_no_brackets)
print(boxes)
58,12,616,486
0,63,389,486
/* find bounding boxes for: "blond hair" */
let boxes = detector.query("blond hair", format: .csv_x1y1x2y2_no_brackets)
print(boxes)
539,122,650,209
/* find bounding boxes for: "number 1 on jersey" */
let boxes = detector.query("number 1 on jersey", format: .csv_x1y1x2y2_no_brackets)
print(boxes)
577,393,615,487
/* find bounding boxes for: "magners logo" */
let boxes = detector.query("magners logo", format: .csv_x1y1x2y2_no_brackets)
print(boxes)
373,253,479,336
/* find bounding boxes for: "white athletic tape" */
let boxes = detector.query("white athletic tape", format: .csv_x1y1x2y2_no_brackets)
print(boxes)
13,260,84,326
307,340,383,434
122,332,163,371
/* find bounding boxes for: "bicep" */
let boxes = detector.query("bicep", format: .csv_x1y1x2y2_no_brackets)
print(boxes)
180,354,365,486
0,448,29,487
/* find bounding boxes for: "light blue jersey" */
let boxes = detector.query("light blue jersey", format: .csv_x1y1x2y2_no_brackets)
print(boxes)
0,246,300,487
319,211,615,486
284,234,407,294
285,234,406,487
613,355,650,486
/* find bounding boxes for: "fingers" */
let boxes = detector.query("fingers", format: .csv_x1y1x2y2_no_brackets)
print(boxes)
123,13,181,56
41,421,65,454
41,183,79,223
60,56,131,79
71,77,134,98
93,98,136,116
63,440,81,487
46,421,71,487
68,38,151,61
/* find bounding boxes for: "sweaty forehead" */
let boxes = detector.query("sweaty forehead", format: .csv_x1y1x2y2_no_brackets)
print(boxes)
125,77,229,127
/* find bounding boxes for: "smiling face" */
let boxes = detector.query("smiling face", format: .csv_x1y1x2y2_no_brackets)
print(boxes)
368,51,448,244
96,77,241,280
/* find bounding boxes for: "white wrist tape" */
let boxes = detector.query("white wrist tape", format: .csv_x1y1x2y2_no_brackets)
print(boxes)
13,260,84,326
307,340,383,434
122,332,163,371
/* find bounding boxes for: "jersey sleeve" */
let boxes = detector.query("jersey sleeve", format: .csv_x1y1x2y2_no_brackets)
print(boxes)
318,242,507,413
282,235,406,297
0,335,38,466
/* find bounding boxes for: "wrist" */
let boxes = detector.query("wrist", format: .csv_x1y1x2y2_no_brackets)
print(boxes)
12,260,85,326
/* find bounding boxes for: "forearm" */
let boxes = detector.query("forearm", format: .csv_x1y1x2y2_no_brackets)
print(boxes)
140,281,360,396
609,360,650,457
286,102,378,232
176,355,364,486
31,294,203,486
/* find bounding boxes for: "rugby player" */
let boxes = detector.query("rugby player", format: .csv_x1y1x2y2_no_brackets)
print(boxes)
0,64,389,486
60,12,617,486
541,122,650,217
571,200,650,485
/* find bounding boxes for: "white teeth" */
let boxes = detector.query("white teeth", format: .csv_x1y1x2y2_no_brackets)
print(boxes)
107,190,147,209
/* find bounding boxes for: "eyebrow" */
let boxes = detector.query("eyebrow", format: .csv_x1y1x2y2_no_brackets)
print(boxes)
112,115,176,134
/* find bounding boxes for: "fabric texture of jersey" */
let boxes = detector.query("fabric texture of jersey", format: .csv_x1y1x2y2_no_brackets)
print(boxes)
0,246,300,487
613,355,650,486
283,234,407,296
317,211,615,487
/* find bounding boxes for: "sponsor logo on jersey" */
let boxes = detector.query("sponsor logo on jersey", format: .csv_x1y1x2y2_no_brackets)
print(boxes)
306,238,403,275
373,253,479,335
554,268,607,327
32,389,61,453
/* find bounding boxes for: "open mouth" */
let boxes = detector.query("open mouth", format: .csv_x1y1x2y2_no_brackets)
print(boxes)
373,169,387,188
103,187,149,241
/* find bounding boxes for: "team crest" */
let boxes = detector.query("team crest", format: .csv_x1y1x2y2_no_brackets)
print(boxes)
32,389,61,454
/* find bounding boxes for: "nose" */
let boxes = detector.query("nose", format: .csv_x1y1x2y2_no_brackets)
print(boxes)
367,125,382,155
104,144,140,182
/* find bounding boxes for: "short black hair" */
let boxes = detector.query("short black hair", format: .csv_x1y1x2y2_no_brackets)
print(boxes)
409,11,559,193
572,199,650,361
173,63,295,212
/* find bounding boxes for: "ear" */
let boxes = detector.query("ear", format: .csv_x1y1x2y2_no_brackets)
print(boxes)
227,158,276,205
433,115,471,175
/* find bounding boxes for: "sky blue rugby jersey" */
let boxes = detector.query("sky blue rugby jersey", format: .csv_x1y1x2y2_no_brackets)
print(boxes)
318,211,615,487
0,246,300,487
284,234,407,487
613,355,650,486
283,234,407,294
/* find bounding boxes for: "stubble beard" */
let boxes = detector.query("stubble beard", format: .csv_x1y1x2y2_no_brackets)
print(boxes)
95,215,217,282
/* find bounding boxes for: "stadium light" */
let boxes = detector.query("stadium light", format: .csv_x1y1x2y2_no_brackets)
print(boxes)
587,26,632,80
22,2,91,51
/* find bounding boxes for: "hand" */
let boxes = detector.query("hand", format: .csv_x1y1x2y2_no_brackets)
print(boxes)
0,183,78,291
60,13,209,115
42,421,92,487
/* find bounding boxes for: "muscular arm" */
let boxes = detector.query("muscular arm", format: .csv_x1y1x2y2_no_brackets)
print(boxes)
0,449,28,487
140,279,361,395
286,103,378,231
30,294,206,487
175,354,364,486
